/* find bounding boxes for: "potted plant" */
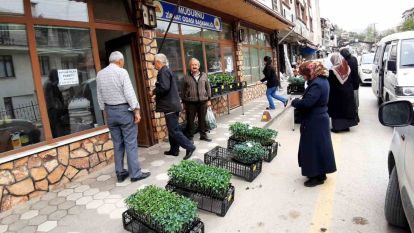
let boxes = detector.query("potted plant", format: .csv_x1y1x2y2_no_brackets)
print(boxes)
232,142,266,164
166,160,234,217
287,76,306,94
123,186,204,233
228,123,279,162
204,146,263,182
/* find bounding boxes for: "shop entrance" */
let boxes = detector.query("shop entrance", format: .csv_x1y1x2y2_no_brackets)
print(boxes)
97,31,155,147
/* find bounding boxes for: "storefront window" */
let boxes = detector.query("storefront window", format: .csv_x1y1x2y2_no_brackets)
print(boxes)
221,23,233,40
181,25,201,37
243,47,252,83
31,0,89,22
259,49,266,73
223,47,234,76
156,20,179,34
183,40,205,73
241,26,249,44
92,0,131,23
35,26,102,138
205,43,221,74
250,48,260,82
258,32,266,46
156,38,184,80
0,1,24,15
203,29,219,40
0,24,44,153
249,29,258,45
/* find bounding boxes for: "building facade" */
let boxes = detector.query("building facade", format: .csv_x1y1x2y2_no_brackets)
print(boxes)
0,0,293,211
403,7,414,21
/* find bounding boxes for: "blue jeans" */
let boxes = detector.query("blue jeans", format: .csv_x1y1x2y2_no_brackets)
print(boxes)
105,104,142,179
266,87,287,109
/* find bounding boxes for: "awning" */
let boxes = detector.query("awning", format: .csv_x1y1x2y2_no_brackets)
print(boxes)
186,0,294,31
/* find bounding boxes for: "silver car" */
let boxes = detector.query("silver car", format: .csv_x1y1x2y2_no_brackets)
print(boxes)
379,100,414,231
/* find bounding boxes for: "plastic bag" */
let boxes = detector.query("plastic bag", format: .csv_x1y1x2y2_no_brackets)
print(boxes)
205,107,217,130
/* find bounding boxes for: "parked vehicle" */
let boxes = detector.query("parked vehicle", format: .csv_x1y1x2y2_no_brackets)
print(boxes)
372,31,414,104
378,100,414,231
358,53,375,85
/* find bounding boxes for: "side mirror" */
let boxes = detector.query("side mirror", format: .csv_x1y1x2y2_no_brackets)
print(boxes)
387,60,397,73
378,100,413,127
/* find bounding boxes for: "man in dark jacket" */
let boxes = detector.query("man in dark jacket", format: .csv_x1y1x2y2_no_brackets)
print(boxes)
340,48,360,122
150,53,196,160
182,58,212,142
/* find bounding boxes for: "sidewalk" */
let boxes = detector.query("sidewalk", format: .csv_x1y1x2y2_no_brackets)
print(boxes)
0,85,290,233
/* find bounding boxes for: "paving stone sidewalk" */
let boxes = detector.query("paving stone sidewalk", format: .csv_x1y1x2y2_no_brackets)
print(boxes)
0,85,290,233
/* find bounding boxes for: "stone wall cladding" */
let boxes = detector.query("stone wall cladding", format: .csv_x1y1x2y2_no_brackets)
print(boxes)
0,132,114,212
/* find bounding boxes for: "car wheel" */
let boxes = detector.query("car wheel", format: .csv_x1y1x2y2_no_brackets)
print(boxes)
385,167,408,228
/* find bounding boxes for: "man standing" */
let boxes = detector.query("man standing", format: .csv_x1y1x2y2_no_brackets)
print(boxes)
182,58,212,142
97,51,150,183
150,54,196,160
340,48,360,122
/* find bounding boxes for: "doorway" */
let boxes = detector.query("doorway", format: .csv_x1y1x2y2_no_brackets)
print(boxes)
96,30,155,147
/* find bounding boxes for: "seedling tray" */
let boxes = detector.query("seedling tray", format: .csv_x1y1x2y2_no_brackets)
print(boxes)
287,84,305,95
122,209,204,233
227,136,278,162
165,182,234,217
204,146,262,182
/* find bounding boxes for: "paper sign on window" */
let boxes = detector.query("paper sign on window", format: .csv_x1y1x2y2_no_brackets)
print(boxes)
58,69,79,86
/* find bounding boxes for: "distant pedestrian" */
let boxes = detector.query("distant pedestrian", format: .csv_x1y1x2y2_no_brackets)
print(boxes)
97,51,150,183
150,53,196,160
259,56,288,110
291,61,336,187
328,53,358,132
182,58,212,142
340,48,360,122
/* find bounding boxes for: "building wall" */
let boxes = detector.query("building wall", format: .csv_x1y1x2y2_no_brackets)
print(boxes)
0,132,114,212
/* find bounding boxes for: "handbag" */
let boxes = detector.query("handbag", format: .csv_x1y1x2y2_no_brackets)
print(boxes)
205,107,217,130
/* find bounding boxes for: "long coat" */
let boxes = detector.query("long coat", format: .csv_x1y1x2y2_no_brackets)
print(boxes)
154,66,182,113
292,77,336,177
327,70,357,120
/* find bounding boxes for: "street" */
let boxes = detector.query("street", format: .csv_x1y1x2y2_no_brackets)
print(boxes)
0,86,411,233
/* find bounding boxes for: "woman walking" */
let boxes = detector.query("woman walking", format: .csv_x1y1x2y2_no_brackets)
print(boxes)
260,56,288,110
328,53,358,132
291,61,336,187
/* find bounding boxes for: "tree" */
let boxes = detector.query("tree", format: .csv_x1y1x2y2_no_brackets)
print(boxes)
400,18,414,32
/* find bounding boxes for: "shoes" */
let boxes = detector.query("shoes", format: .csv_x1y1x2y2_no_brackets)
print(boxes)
183,147,196,160
331,128,350,133
304,178,325,187
284,100,289,107
164,150,179,156
131,172,151,182
200,135,212,142
266,107,275,110
117,170,129,183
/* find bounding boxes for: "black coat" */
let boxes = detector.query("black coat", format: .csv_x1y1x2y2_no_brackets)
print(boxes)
327,70,357,120
261,65,280,88
344,55,360,90
292,77,336,177
155,66,182,113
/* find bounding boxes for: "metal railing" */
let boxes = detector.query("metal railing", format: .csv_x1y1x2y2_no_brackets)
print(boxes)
0,101,41,123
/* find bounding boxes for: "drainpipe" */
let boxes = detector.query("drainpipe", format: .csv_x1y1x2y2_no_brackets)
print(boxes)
158,0,182,52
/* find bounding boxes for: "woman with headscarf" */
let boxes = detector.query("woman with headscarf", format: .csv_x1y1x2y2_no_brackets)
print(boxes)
292,61,336,187
260,56,288,110
328,53,358,132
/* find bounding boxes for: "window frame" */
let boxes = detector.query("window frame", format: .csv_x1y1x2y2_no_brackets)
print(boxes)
0,55,16,78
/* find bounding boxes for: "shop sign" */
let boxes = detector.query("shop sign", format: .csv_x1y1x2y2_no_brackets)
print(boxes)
154,0,222,31
254,0,273,9
58,69,79,86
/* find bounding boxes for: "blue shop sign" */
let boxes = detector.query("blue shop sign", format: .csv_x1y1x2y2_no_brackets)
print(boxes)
154,0,222,31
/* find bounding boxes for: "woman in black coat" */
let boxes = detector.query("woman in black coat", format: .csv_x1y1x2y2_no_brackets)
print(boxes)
328,53,358,132
260,56,288,110
291,61,336,187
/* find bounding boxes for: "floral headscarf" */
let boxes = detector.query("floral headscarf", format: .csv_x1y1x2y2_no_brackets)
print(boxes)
298,61,328,81
330,52,350,85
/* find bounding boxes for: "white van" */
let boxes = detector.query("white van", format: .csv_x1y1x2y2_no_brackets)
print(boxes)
372,31,414,104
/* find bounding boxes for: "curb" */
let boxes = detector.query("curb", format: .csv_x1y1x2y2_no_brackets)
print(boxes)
263,105,292,128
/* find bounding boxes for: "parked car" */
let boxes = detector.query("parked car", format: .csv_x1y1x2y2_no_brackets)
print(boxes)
378,100,414,231
372,31,414,104
358,53,375,85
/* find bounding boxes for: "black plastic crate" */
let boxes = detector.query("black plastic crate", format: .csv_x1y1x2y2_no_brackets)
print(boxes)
204,146,262,182
211,85,222,97
241,81,247,88
165,182,234,217
122,209,204,233
227,136,278,163
287,84,305,95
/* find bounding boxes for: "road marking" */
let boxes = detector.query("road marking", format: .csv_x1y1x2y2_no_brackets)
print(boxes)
309,133,341,233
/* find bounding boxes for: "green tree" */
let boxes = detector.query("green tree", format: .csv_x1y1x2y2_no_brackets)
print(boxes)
401,18,414,32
